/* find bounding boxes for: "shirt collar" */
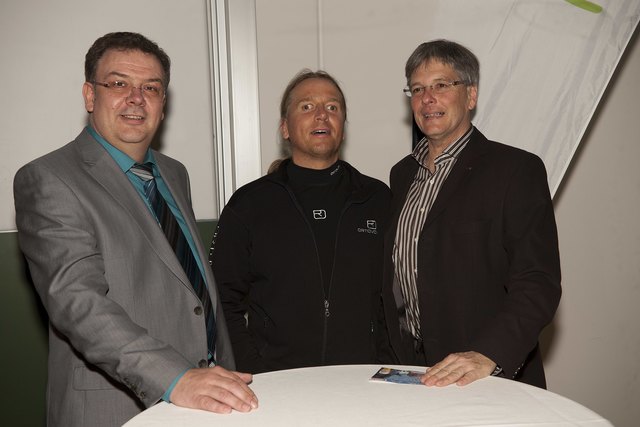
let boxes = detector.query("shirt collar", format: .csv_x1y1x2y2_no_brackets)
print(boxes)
411,126,474,168
86,125,156,173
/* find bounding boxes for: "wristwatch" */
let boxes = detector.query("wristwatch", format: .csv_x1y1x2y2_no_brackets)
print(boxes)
491,364,503,376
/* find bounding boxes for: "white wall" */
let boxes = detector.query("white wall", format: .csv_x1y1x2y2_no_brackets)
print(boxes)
547,31,640,427
0,0,219,230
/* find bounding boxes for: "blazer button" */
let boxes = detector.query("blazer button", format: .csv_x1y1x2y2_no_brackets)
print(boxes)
194,306,203,315
198,359,208,368
139,391,146,399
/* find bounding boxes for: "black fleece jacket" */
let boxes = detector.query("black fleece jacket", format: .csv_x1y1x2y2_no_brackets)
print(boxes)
210,159,391,373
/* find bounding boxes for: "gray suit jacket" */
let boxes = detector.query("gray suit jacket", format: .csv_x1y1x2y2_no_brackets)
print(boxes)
14,129,234,427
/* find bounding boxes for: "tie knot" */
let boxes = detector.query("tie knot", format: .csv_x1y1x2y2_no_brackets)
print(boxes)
131,163,154,181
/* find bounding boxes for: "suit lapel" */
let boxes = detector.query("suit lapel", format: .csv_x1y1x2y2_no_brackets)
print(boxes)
423,131,489,229
153,154,207,291
74,131,191,289
155,153,221,311
155,153,225,328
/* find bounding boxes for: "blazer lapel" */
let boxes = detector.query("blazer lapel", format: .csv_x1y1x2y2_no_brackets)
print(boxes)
75,131,190,288
423,130,489,229
154,154,223,314
154,154,218,304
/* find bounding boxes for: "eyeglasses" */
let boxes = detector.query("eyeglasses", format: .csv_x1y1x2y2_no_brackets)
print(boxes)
403,80,468,98
92,80,165,99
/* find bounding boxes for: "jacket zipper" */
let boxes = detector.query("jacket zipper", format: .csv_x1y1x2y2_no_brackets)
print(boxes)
282,183,354,365
273,171,373,365
319,199,354,364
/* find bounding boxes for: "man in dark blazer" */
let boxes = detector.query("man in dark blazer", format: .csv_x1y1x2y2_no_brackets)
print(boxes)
13,32,257,426
383,39,561,388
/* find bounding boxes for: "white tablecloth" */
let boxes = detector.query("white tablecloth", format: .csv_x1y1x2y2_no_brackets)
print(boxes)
124,364,612,427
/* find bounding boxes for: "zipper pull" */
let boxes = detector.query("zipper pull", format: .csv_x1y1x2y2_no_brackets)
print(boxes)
324,299,330,317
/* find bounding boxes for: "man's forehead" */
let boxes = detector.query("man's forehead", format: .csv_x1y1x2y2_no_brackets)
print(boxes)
293,94,342,103
96,49,164,78
98,49,161,68
292,79,341,95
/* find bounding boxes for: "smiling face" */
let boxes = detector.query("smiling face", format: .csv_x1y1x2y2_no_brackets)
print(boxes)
410,60,477,151
83,48,166,162
280,78,345,169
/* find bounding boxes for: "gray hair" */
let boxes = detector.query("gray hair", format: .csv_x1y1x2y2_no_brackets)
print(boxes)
405,39,479,87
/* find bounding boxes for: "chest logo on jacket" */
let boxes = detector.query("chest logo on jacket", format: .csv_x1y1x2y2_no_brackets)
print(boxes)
313,209,327,220
357,220,378,234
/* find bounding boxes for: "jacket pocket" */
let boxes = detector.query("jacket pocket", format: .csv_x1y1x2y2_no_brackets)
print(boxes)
73,365,118,391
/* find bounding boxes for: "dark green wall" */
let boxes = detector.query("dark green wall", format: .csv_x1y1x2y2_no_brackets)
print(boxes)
0,220,217,426
0,230,47,426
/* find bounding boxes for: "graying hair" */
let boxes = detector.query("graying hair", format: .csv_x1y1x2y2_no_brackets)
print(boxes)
405,39,479,87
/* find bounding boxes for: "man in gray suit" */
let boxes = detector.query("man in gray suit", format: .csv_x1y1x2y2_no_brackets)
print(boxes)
13,32,258,426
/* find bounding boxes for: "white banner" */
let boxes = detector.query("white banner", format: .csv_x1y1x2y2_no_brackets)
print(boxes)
467,0,640,195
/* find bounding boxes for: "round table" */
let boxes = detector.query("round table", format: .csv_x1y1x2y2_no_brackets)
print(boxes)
124,364,612,426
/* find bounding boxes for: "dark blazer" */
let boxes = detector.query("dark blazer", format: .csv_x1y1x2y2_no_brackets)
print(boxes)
382,127,561,388
14,129,235,426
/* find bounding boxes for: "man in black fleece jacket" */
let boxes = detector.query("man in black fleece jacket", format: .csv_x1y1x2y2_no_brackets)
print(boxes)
209,70,391,373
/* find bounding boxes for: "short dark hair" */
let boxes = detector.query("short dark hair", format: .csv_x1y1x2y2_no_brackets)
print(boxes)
279,69,347,122
405,39,479,87
85,32,171,87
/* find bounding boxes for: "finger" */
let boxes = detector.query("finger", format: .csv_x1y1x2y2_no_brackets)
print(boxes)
211,367,258,407
422,365,459,386
208,383,256,413
436,369,466,386
196,395,233,414
422,355,459,376
455,365,489,386
424,359,454,376
428,368,466,387
232,370,254,384
455,373,476,386
422,365,447,379
216,374,259,410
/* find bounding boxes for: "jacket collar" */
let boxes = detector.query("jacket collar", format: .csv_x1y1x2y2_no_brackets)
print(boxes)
267,158,378,204
423,127,490,228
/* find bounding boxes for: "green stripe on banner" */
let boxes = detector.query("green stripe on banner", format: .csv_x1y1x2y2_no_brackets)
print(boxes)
565,0,603,14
